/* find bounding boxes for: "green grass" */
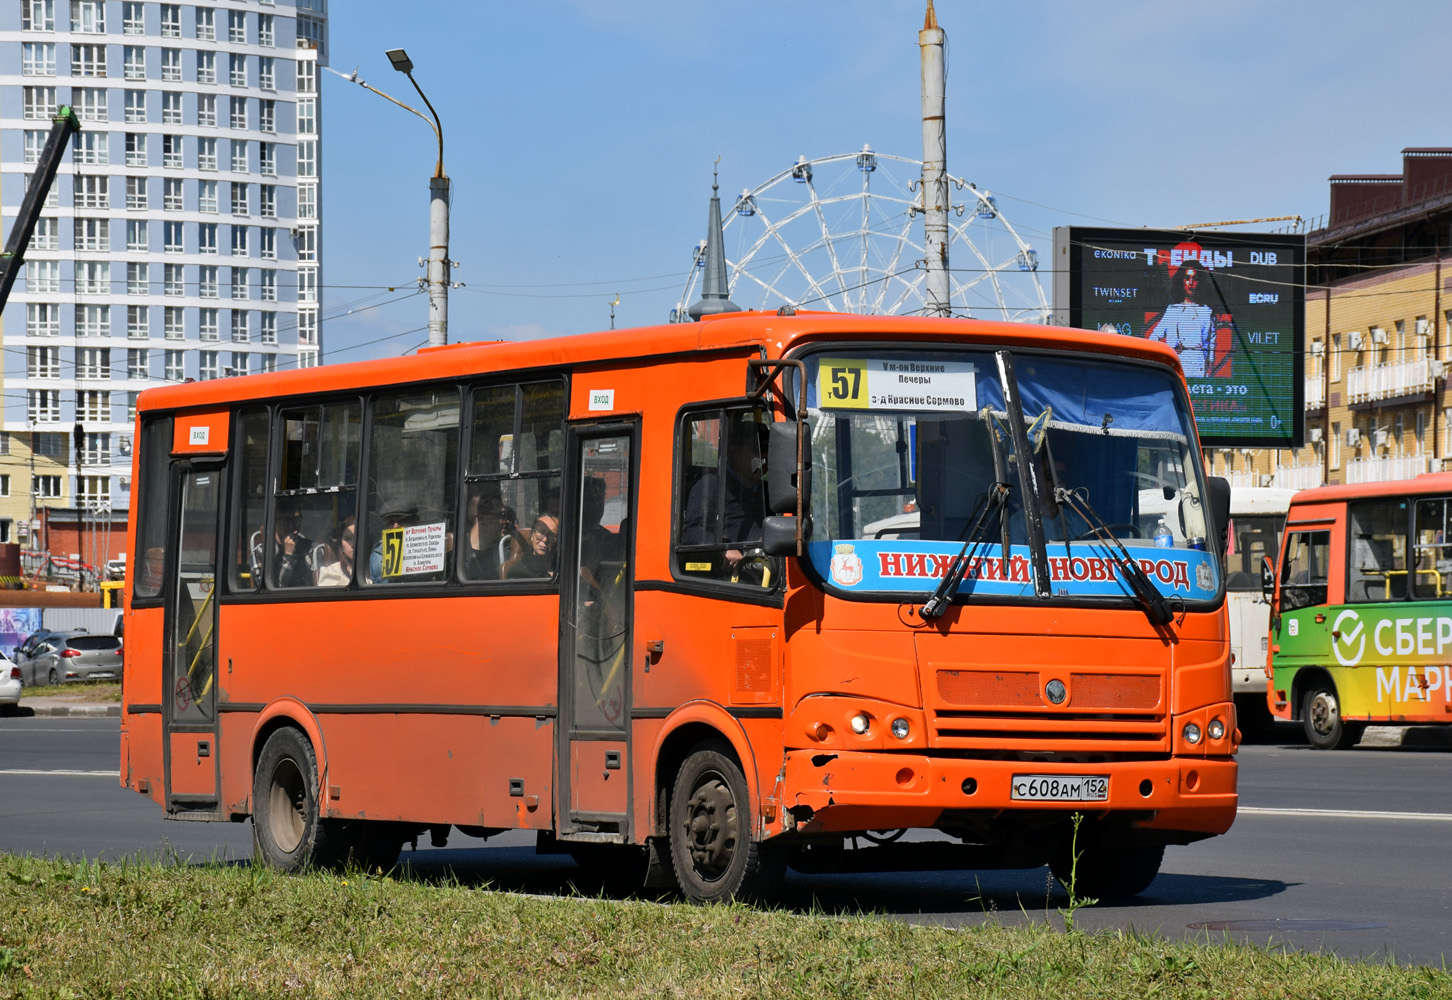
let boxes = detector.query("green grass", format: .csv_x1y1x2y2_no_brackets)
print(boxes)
0,854,1447,998
21,681,120,702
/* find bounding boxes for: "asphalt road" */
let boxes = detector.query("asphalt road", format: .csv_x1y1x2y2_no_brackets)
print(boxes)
3,717,1450,967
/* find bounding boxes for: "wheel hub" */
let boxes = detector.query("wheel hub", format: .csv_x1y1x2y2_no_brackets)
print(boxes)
682,774,736,879
1309,691,1337,735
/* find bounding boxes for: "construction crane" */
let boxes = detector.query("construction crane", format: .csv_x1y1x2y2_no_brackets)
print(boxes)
0,105,80,309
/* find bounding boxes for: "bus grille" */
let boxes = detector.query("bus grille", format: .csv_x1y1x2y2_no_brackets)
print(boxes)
932,668,1167,750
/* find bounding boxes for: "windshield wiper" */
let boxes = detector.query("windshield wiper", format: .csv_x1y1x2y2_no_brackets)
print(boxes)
919,481,1010,620
1055,486,1175,628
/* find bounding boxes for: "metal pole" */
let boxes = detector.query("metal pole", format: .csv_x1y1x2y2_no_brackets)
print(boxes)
919,2,950,317
428,175,450,347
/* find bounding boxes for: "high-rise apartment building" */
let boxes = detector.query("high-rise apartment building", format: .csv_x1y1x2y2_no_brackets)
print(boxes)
0,0,326,548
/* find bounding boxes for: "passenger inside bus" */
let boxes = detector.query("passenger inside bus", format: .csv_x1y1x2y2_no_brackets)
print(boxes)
314,516,356,588
255,500,314,589
367,499,419,584
462,488,512,581
501,513,559,579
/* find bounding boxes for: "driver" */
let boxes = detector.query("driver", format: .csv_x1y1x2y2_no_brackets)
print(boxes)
681,417,769,578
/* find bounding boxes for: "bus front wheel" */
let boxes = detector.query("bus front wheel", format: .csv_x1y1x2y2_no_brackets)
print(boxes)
667,741,782,903
1050,840,1164,899
1303,681,1363,750
252,727,341,871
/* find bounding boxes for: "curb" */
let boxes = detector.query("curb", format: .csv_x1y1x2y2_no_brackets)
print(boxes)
15,703,121,718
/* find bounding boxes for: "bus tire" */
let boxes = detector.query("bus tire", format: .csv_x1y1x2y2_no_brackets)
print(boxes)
1303,681,1360,750
668,741,781,903
1050,841,1164,899
252,727,339,871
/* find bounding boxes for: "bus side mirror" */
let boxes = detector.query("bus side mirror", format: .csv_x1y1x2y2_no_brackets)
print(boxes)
767,419,811,515
1261,554,1276,603
762,514,811,556
1207,476,1231,555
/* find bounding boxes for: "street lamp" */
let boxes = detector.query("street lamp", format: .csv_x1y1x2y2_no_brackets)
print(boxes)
326,49,450,346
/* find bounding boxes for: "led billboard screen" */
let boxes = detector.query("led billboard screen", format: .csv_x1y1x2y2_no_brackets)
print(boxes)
1053,226,1305,448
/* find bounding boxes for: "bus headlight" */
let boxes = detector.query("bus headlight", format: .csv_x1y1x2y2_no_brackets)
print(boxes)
850,713,870,735
1182,722,1202,745
890,717,910,740
1207,717,1226,741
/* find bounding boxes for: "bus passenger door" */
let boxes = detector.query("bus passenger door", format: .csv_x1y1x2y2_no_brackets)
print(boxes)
162,461,223,818
558,424,636,838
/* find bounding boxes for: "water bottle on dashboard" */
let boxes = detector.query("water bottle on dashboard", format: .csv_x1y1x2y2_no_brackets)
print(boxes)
1153,517,1173,548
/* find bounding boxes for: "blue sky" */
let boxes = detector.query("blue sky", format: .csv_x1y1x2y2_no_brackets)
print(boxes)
321,0,1451,362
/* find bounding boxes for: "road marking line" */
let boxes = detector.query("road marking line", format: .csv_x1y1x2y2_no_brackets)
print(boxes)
1241,805,1452,822
0,768,119,777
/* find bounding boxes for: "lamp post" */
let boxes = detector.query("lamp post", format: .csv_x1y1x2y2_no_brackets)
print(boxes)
327,50,450,346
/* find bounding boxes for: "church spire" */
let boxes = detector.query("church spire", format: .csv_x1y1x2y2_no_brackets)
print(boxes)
688,160,740,321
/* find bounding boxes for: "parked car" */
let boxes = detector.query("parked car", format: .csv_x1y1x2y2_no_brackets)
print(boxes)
0,654,20,714
20,631,124,686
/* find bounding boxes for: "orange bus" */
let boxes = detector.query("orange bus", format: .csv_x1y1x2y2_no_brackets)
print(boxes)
119,312,1237,901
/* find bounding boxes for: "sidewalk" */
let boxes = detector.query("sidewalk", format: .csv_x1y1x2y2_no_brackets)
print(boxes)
13,692,121,717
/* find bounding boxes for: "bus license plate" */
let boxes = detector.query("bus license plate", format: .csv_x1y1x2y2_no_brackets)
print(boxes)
1011,774,1109,802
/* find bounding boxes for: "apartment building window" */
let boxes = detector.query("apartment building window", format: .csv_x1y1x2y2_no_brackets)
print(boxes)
259,228,276,259
164,221,184,253
259,99,276,133
298,310,317,346
158,47,181,82
75,304,110,337
75,260,109,294
28,391,60,424
193,5,212,40
231,310,250,342
297,15,323,55
297,140,317,178
125,176,147,210
73,175,108,210
199,265,218,298
231,267,249,300
127,304,148,339
125,220,148,252
123,45,145,81
32,476,62,498
259,353,276,374
297,97,316,134
1417,411,1427,448
230,96,247,130
24,87,56,120
230,352,249,377
296,229,316,262
23,0,55,31
73,87,106,122
228,10,246,43
231,183,249,216
163,263,183,296
199,223,218,255
199,179,218,214
127,132,147,167
200,308,219,341
163,308,183,341
78,473,109,498
259,269,277,302
259,185,277,218
23,173,60,210
77,347,110,379
197,51,216,85
199,351,219,380
71,44,107,77
122,1,143,34
231,226,249,256
27,261,59,294
297,268,316,304
32,218,58,251
260,312,277,344
23,130,46,164
258,13,274,46
71,132,107,165
1331,333,1341,382
197,94,216,128
229,53,246,88
27,303,60,337
127,262,148,295
161,91,183,125
77,390,109,422
74,217,109,252
165,350,184,380
230,140,248,173
198,137,217,171
70,1,105,34
32,434,64,458
128,349,149,379
258,56,276,91
159,134,182,169
160,3,181,38
127,393,140,421
22,43,56,76
123,88,145,123
27,347,60,380
162,178,182,211
298,184,316,220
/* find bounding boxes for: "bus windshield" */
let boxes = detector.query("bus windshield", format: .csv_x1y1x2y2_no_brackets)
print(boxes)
803,347,1219,604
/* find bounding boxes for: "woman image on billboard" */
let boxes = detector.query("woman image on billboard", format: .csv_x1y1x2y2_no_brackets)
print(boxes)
1145,259,1217,378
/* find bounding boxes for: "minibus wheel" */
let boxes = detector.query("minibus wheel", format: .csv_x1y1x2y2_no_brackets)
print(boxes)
1050,840,1164,900
668,740,782,903
1302,681,1362,750
252,727,339,871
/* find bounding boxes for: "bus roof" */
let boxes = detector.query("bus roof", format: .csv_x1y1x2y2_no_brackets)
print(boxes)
1289,472,1452,507
135,313,1185,413
1228,487,1297,515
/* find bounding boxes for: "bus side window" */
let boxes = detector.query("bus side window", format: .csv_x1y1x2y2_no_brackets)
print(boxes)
230,407,269,592
268,401,361,590
1346,498,1408,603
363,388,460,586
1413,497,1452,600
1279,529,1330,611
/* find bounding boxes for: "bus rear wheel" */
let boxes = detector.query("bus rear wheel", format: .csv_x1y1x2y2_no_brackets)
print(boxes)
252,727,341,871
668,741,781,903
1303,681,1362,750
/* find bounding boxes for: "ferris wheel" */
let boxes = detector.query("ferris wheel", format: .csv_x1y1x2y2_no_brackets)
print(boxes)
673,147,1050,323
